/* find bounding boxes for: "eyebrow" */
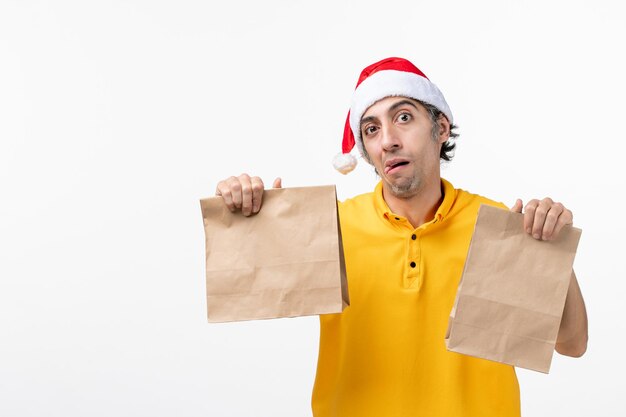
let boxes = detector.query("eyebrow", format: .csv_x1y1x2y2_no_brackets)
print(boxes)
360,99,419,129
388,99,419,113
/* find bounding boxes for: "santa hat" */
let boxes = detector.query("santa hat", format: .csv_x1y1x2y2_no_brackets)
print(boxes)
332,57,453,174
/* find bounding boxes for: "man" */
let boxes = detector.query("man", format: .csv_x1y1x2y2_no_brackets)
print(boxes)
215,57,588,416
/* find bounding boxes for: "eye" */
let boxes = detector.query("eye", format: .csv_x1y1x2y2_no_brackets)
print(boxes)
397,112,411,123
363,125,378,136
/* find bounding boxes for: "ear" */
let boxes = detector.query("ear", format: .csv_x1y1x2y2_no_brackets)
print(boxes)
437,114,451,144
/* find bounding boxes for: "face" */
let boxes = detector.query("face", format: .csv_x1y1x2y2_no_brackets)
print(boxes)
360,96,449,198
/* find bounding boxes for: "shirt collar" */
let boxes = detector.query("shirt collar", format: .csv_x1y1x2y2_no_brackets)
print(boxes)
373,178,457,225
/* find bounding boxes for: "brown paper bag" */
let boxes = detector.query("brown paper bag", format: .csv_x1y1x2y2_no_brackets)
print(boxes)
445,204,582,373
200,185,349,323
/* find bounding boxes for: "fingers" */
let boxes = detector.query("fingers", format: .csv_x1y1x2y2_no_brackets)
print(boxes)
540,202,564,240
250,176,265,215
510,199,523,213
527,198,553,239
523,198,573,241
237,174,254,216
215,176,238,212
550,205,574,239
215,174,265,216
523,199,539,236
273,177,282,188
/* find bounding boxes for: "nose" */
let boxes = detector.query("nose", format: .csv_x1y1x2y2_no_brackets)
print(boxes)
381,123,401,152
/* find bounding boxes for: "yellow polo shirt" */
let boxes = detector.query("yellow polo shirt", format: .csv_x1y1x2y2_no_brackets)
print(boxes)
312,179,520,417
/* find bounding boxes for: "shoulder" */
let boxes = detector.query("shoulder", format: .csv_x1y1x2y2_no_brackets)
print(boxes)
337,190,381,233
337,191,377,225
439,182,509,237
449,186,508,217
440,178,508,219
338,191,375,212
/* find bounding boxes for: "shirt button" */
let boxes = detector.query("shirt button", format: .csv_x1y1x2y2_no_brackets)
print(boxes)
410,261,416,268
411,234,416,240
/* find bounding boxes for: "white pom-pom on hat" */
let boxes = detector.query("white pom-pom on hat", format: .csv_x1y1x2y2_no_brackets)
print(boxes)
333,57,453,174
332,152,357,175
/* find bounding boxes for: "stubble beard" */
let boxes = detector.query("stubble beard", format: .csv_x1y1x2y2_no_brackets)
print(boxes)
373,162,424,198
387,172,423,198
386,162,424,198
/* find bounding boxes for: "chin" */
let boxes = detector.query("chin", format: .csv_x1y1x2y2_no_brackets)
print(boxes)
388,177,422,198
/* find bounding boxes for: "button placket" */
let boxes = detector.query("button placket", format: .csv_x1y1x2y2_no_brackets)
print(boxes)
404,229,421,288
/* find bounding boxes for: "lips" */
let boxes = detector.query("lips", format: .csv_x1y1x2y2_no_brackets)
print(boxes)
384,158,410,174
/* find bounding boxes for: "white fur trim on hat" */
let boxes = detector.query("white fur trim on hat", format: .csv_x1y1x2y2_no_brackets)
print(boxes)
349,70,453,156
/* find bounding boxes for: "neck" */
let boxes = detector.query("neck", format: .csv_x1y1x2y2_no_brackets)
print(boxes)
382,178,443,228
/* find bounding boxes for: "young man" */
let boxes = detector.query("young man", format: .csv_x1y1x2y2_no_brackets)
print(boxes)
215,57,588,416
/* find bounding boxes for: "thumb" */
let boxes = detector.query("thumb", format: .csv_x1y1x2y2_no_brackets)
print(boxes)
272,177,282,188
510,198,523,213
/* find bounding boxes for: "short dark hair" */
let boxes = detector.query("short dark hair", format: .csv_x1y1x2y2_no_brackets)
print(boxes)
420,100,458,162
359,99,458,163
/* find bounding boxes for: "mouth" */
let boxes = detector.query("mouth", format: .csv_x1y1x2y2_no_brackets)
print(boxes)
384,159,410,174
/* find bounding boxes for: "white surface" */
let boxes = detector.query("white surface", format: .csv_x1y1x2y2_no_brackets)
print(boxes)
1,1,624,416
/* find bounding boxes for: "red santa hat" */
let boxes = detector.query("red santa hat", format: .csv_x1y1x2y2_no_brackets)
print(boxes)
333,57,453,174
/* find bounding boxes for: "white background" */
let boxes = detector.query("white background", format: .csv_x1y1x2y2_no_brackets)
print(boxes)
1,0,624,416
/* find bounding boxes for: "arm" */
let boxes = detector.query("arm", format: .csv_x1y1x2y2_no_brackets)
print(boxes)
511,198,588,357
555,271,588,357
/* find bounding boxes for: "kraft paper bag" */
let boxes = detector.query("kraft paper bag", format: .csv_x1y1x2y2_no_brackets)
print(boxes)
445,204,582,373
200,185,349,323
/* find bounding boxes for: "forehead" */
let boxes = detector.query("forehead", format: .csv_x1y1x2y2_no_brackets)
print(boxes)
362,96,423,119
